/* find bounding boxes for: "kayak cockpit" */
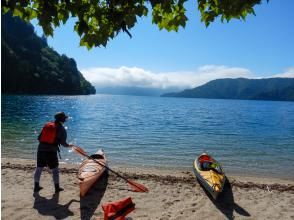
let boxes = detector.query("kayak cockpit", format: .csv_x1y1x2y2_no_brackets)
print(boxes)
197,154,223,174
90,154,104,159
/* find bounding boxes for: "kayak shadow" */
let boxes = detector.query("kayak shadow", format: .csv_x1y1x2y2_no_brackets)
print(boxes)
199,179,250,220
33,192,78,219
80,171,109,220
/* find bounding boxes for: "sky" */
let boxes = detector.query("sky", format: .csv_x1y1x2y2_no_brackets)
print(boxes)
33,0,294,90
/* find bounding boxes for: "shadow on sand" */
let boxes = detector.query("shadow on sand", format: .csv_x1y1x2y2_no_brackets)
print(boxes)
33,191,79,219
80,171,109,220
199,179,250,220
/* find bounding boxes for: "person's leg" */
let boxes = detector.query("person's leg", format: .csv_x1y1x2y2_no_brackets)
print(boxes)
34,167,44,182
34,167,44,192
48,152,64,193
34,151,45,192
52,167,64,193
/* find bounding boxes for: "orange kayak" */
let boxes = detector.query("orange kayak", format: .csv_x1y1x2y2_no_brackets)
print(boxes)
78,149,107,197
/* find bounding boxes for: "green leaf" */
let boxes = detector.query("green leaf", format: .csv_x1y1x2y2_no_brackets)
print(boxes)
28,9,37,20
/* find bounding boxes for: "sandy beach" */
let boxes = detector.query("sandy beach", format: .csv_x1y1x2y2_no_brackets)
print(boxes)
1,158,294,220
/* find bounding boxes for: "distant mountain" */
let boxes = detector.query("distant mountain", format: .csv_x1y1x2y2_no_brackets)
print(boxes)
95,86,182,96
161,78,294,101
1,13,96,95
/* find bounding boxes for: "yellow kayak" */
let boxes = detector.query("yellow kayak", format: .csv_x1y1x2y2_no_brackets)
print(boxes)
193,153,226,199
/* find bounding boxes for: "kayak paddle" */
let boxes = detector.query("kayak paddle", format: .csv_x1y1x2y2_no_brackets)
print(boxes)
72,145,148,193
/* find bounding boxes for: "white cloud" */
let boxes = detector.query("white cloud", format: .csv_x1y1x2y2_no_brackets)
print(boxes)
81,66,294,90
270,67,294,78
81,65,253,90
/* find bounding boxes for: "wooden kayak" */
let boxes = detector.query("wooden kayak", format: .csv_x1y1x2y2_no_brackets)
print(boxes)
78,149,107,197
193,153,226,199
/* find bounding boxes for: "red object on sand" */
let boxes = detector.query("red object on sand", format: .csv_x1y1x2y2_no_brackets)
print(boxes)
102,197,135,220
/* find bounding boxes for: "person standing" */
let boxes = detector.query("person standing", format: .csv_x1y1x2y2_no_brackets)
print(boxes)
34,112,72,193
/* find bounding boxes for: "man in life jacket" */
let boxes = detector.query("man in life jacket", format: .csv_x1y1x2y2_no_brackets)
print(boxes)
33,112,72,193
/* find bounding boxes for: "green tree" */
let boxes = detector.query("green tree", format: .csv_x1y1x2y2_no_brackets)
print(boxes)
2,13,96,95
2,0,268,48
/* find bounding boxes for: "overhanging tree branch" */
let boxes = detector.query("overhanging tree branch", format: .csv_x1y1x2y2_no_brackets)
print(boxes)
1,0,268,48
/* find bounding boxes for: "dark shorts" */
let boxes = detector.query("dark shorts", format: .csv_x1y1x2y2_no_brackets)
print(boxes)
37,151,58,169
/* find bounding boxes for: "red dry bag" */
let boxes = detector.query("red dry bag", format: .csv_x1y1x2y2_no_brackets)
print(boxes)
199,154,213,163
102,197,135,220
39,122,57,144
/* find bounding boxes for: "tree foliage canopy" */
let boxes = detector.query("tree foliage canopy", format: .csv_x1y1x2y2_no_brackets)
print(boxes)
2,0,267,48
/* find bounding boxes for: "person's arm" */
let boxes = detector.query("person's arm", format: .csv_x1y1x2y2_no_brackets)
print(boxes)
57,125,72,147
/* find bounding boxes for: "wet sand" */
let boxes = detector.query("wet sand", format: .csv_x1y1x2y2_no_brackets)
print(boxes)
1,158,294,220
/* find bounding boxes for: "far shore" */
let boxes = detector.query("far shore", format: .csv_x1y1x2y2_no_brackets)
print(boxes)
2,158,294,220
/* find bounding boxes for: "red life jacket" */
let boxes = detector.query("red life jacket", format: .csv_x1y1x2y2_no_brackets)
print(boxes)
39,122,57,144
102,197,135,220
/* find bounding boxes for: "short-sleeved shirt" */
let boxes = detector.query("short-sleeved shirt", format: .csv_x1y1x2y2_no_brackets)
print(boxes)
37,122,67,152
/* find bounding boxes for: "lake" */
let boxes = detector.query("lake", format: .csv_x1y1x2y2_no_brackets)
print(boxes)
1,95,294,180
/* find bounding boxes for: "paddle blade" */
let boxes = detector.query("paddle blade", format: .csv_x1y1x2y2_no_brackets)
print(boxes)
128,180,149,193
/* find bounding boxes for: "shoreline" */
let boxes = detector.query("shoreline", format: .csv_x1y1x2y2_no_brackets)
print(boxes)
2,158,294,190
2,157,294,182
2,158,294,219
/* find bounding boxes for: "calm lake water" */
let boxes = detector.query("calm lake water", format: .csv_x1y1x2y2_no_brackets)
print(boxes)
2,95,294,179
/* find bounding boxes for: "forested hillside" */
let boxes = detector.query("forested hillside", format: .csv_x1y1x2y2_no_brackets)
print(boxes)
1,13,95,95
162,78,294,101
